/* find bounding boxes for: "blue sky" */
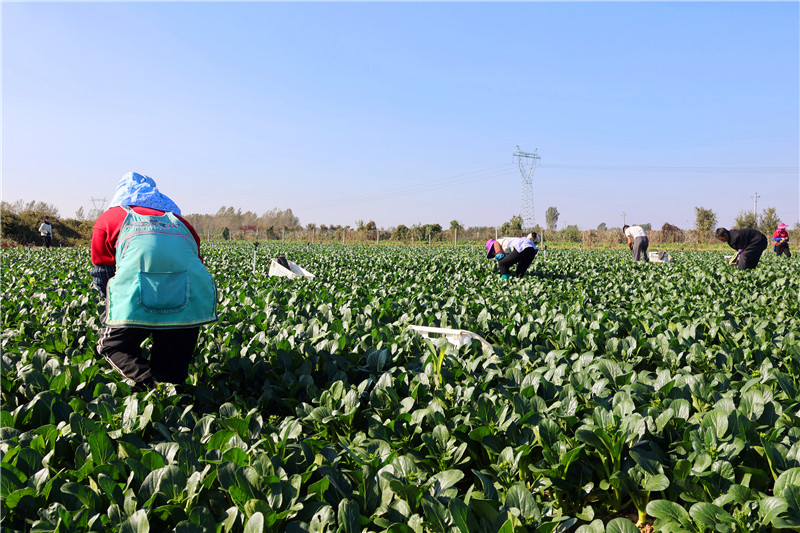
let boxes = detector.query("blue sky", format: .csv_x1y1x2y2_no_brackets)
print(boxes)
3,1,798,230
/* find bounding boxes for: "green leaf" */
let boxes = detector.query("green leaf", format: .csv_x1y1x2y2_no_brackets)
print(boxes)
243,511,265,533
575,520,605,533
120,509,150,533
504,484,539,520
606,518,640,533
643,474,670,492
775,467,800,497
89,431,116,465
689,502,732,527
4,487,37,511
760,496,789,524
646,499,690,526
448,498,474,533
338,498,360,533
61,481,99,510
429,469,464,496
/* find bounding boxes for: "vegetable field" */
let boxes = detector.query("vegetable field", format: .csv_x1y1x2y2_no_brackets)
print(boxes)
2,243,799,532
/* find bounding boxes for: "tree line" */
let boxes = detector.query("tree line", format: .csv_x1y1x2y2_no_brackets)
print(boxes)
1,199,796,247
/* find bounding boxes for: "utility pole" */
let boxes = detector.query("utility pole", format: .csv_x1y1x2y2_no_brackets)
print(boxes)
622,211,627,226
514,146,541,230
751,191,760,220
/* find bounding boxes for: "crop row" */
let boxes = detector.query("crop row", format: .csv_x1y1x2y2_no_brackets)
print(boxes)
2,244,799,532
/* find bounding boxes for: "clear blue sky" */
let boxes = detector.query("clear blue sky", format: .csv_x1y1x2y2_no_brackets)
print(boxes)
3,1,799,230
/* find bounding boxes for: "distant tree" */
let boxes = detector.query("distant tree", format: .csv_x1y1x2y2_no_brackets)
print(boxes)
365,220,377,232
758,207,781,234
596,222,608,232
221,227,230,241
661,222,682,233
560,224,581,243
74,206,86,220
355,220,366,231
733,210,758,230
261,207,299,228
640,223,652,231
449,220,464,232
500,215,524,235
694,206,718,232
545,206,560,232
3,200,61,216
423,223,442,236
794,222,800,231
393,224,409,240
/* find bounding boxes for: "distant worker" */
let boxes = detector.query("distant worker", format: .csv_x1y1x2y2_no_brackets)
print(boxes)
773,222,791,257
91,172,217,392
623,225,649,262
38,216,53,248
485,236,538,279
715,227,768,270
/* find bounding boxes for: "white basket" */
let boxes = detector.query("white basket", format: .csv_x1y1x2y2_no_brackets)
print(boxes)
407,325,491,349
268,258,315,279
648,251,674,263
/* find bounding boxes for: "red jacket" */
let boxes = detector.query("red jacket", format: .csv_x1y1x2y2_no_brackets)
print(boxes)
773,229,789,245
91,206,202,266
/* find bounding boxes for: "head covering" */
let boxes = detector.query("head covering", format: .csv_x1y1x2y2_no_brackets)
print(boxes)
108,172,181,216
777,223,788,230
485,239,496,258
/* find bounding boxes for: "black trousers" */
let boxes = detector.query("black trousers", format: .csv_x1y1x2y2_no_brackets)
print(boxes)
775,244,791,258
42,235,52,248
738,236,768,270
497,247,537,277
97,326,199,384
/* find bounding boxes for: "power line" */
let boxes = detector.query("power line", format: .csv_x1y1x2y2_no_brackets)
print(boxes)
541,164,797,173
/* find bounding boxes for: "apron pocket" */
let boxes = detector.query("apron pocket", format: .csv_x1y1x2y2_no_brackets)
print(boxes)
139,271,189,313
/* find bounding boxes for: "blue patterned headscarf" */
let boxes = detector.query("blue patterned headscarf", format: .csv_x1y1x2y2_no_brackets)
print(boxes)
108,172,182,216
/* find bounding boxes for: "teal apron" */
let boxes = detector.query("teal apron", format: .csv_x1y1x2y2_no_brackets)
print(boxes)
105,207,217,328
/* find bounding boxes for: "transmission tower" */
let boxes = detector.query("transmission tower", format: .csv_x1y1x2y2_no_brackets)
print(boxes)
514,146,541,229
90,197,107,210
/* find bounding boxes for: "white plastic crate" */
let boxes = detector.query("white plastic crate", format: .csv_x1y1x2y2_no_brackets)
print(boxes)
648,251,674,263
407,325,491,349
268,258,315,279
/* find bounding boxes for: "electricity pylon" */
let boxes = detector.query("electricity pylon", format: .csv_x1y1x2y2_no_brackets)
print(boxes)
514,146,540,229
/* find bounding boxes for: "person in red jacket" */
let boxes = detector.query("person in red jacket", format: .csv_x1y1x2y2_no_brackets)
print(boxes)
91,172,216,392
773,222,791,257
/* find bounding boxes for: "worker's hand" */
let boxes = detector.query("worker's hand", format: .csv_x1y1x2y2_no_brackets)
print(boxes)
494,253,505,260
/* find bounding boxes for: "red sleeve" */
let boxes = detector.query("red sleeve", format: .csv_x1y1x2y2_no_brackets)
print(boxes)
90,206,202,266
91,207,126,266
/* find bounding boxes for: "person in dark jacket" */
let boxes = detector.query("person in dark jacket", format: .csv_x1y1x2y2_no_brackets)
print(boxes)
715,227,768,270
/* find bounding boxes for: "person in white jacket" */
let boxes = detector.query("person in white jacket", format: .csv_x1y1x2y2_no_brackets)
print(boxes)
623,225,649,262
485,235,538,279
38,216,53,248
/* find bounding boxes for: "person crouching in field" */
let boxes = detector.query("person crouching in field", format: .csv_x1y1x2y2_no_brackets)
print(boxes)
716,227,768,270
773,222,791,258
90,172,217,392
623,225,649,262
486,236,538,279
